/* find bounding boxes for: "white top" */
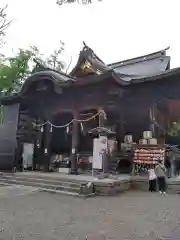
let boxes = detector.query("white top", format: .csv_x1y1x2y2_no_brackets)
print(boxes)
148,169,156,180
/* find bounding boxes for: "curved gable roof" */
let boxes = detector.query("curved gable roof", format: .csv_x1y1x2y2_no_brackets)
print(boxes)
2,46,180,106
108,47,170,67
70,44,170,78
70,42,111,77
108,47,170,77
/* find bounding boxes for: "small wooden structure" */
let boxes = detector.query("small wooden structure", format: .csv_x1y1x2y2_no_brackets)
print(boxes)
0,44,180,173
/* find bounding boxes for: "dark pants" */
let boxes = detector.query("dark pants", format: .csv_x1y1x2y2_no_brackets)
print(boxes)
149,179,157,192
157,177,166,192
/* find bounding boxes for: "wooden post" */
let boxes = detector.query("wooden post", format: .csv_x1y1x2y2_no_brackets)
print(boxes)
149,106,156,137
14,140,22,171
34,117,42,170
119,105,124,143
43,122,52,172
70,111,80,174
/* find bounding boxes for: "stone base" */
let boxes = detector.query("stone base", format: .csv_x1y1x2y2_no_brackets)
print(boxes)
5,172,180,196
93,180,131,196
131,176,148,191
0,172,132,197
57,168,69,174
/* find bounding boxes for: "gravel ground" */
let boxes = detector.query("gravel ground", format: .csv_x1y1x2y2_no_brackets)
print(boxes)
0,186,180,240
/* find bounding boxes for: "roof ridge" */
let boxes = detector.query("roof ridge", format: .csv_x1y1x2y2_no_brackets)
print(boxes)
82,43,105,64
108,47,170,67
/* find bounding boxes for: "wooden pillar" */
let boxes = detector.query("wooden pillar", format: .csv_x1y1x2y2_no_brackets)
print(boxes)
34,118,43,170
119,105,124,142
70,111,80,174
149,106,156,137
14,140,22,171
115,113,124,152
43,122,52,172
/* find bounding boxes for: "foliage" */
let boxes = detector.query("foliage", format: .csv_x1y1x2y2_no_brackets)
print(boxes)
0,49,33,95
0,43,65,96
169,121,180,137
31,41,65,71
56,0,102,5
0,5,12,48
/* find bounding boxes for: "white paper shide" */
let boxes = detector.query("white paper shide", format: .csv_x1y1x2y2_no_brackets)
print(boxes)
93,136,107,169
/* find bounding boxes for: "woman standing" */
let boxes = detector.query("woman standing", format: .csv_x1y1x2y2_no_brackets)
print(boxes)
155,160,167,194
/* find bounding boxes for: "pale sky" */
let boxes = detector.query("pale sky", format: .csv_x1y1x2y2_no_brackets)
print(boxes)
1,0,180,70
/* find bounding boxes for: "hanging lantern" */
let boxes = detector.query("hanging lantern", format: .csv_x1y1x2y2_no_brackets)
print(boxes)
40,126,44,132
80,122,84,132
36,140,40,148
103,111,107,120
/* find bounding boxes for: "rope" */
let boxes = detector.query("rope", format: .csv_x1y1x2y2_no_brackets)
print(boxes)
47,120,73,128
34,111,101,128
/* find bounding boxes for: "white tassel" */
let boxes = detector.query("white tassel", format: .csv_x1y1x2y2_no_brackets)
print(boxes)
80,122,84,132
66,125,69,133
36,140,40,148
40,126,44,132
50,125,53,132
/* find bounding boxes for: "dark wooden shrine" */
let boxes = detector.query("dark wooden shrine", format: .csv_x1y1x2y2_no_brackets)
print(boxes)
1,43,180,172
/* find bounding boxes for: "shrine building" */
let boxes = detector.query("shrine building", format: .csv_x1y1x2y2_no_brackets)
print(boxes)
0,43,180,173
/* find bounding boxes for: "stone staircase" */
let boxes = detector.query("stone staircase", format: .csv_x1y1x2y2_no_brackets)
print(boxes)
0,173,95,197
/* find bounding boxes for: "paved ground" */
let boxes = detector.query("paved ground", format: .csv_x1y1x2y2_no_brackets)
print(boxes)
0,186,180,240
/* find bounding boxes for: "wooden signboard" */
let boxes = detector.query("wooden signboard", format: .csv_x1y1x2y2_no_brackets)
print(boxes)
133,145,165,165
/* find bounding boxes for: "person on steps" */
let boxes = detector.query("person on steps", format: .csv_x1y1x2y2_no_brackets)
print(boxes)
155,160,167,194
148,165,157,192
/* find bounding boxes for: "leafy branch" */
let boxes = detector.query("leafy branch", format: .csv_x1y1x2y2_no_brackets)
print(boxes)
0,5,12,48
0,42,66,96
169,121,180,137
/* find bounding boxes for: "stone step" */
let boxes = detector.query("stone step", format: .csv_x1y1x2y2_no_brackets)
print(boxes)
0,182,81,197
39,188,95,198
39,188,82,197
0,177,81,194
0,173,96,197
0,172,89,184
0,175,80,188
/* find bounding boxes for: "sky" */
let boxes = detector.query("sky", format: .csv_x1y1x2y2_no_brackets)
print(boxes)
1,0,180,71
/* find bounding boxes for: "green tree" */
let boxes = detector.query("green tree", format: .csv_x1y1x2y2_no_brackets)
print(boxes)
31,41,65,71
169,121,180,137
0,43,65,96
0,49,33,95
